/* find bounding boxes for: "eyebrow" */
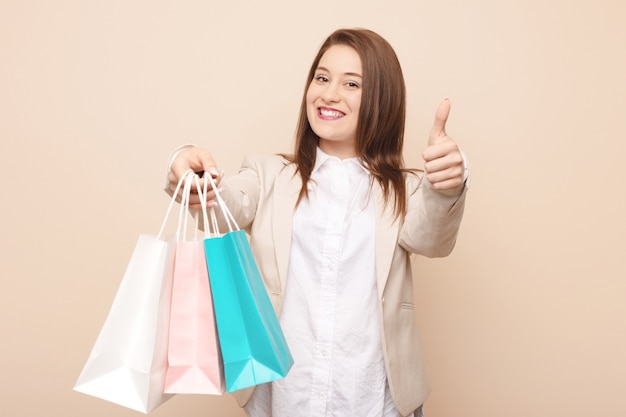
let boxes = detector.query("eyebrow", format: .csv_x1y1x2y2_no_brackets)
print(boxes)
316,66,362,78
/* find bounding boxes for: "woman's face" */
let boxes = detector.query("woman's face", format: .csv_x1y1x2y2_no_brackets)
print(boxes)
306,44,362,158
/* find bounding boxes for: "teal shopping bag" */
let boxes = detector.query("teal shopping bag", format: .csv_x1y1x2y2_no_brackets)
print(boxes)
203,176,293,393
204,230,293,392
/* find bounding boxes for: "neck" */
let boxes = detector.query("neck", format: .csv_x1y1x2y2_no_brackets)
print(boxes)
319,140,356,159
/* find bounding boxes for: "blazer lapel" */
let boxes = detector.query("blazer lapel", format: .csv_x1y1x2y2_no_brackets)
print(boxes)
271,163,301,293
372,183,400,299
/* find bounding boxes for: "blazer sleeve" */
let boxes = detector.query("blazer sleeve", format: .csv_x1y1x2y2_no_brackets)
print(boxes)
212,154,292,233
397,172,468,258
212,156,264,232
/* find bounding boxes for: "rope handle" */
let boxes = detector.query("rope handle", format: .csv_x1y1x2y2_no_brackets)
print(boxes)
180,171,219,241
157,168,194,239
206,173,240,235
157,169,217,241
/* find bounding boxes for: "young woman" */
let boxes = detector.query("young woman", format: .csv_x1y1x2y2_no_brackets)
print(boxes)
167,28,468,417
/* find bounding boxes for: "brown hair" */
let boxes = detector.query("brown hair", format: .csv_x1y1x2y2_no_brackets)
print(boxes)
286,28,413,219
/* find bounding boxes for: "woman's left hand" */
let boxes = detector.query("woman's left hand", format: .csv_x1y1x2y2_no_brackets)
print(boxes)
422,98,465,191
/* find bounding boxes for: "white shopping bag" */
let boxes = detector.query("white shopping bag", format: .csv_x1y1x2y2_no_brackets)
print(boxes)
74,170,194,413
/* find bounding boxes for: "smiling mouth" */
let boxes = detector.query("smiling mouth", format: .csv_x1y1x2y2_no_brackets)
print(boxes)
319,108,344,118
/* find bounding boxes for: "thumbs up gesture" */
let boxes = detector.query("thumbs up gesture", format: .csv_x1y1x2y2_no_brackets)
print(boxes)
422,98,465,191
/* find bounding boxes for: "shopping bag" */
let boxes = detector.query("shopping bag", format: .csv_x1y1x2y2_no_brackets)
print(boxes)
74,169,194,413
164,173,224,394
203,175,293,393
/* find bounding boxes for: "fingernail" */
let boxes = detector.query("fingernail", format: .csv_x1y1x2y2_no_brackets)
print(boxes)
207,201,217,208
209,168,219,177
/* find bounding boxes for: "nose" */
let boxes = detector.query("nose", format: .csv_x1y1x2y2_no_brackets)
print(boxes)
322,82,340,103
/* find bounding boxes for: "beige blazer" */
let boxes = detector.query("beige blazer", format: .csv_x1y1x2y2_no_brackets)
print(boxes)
214,154,467,417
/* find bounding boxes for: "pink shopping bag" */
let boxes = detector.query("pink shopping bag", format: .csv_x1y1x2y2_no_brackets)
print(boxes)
164,172,224,394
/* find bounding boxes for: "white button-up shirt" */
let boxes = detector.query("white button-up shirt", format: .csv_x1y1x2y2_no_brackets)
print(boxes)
246,148,414,417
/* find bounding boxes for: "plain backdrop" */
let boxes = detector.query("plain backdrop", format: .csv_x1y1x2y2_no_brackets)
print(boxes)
1,1,625,416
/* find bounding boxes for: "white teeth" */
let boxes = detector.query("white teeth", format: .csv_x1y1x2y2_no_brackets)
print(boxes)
320,109,343,117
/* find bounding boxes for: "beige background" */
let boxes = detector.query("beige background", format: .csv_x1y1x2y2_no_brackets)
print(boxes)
1,0,624,416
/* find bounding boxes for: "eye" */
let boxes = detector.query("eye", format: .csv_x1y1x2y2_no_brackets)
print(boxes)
346,81,360,88
314,75,329,83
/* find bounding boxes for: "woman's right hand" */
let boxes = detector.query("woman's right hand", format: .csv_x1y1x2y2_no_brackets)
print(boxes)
168,146,222,211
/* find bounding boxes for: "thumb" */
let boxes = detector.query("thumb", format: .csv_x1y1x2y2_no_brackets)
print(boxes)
428,98,451,145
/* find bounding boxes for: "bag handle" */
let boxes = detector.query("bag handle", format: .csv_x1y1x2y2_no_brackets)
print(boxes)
193,173,212,239
157,168,194,239
176,171,212,242
176,171,194,241
203,175,221,237
206,174,240,234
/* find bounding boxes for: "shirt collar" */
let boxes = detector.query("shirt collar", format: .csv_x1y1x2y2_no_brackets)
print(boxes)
313,147,370,175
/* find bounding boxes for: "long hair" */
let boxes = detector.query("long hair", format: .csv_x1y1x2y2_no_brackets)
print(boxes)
287,28,412,219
